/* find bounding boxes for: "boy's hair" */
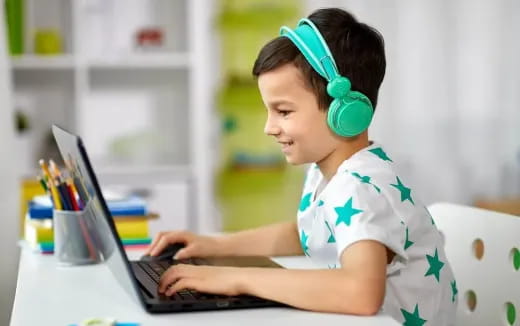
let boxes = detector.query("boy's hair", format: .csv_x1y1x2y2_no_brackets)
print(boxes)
252,8,386,111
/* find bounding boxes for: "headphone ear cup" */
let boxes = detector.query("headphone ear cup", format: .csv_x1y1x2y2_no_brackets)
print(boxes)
327,91,373,137
327,98,344,135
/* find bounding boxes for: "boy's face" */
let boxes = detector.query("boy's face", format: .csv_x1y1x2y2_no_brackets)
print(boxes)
258,63,340,165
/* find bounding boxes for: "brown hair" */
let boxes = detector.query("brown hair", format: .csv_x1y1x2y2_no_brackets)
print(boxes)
252,8,386,111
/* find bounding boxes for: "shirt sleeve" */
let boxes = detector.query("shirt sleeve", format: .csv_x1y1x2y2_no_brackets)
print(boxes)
322,173,408,270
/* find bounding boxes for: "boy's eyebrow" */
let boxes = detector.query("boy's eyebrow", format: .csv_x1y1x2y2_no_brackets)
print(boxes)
267,100,295,108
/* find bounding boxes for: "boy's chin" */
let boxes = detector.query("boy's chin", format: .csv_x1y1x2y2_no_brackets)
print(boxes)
284,155,311,166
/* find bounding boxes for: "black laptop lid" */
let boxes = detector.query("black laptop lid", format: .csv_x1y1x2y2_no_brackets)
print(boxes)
52,125,147,308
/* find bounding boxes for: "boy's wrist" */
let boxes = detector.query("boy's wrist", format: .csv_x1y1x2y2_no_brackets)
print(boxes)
213,234,231,256
235,267,257,295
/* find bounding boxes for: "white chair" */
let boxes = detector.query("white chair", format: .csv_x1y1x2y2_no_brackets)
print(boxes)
428,202,520,326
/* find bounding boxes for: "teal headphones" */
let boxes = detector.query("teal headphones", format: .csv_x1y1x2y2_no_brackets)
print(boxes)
280,18,373,137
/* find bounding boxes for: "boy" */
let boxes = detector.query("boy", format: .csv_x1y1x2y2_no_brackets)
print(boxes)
146,8,457,325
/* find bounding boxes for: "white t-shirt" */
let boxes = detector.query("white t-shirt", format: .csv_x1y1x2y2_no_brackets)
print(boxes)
297,142,457,325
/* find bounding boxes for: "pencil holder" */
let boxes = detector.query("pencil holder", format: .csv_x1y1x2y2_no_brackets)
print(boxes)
53,209,101,266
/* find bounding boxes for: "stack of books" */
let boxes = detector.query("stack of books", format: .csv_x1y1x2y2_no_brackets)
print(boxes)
24,195,156,254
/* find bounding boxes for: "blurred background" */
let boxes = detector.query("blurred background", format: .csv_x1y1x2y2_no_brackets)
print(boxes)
1,0,519,323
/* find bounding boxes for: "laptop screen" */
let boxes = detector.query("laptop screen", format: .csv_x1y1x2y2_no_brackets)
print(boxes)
52,125,145,306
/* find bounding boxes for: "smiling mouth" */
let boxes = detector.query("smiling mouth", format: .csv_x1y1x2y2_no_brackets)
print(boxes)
278,141,294,150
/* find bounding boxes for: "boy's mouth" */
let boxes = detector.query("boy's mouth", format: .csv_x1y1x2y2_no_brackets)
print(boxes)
278,141,294,150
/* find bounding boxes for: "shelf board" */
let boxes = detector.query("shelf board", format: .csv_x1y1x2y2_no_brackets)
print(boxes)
88,53,191,69
10,53,191,70
11,54,75,70
95,164,192,180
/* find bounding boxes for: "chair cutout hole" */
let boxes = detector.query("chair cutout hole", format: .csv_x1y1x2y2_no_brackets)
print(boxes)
510,248,520,271
472,239,484,260
505,302,516,325
465,290,477,312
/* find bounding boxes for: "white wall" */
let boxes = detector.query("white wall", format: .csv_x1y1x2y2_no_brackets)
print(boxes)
0,17,21,325
305,0,520,206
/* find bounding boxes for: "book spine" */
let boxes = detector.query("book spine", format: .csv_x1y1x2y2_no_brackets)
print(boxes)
28,206,147,219
114,219,149,239
6,0,24,55
33,238,152,254
24,218,53,244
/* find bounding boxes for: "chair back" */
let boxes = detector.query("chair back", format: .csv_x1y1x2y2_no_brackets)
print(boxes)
428,202,520,326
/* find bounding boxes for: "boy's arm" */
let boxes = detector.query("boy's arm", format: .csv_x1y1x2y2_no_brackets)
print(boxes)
240,240,388,315
215,221,303,257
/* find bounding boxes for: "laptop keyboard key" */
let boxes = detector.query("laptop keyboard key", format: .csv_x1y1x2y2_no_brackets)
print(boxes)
179,292,193,301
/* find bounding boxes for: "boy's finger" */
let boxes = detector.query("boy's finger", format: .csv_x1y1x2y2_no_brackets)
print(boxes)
144,233,164,254
150,237,172,256
167,278,194,296
173,248,189,260
158,267,181,292
148,231,188,256
165,231,188,244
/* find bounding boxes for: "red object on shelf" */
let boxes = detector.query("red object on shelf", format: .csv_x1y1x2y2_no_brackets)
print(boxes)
136,27,164,48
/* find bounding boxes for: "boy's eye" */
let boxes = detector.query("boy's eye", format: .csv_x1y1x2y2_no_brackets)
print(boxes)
277,110,291,117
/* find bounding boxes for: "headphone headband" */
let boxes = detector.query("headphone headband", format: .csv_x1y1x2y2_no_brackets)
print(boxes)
280,19,339,81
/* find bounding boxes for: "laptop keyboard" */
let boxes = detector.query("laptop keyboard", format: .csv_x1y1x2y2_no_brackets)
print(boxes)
136,260,227,301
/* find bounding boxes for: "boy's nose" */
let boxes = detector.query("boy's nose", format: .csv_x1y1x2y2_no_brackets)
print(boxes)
264,117,281,136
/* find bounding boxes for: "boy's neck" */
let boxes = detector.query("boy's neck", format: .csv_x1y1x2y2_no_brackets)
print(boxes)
317,134,370,182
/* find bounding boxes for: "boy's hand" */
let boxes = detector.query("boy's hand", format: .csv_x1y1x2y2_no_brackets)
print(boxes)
145,231,221,259
158,264,246,297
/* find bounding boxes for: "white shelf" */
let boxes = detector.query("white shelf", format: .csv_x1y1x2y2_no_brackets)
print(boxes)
94,164,193,193
10,53,191,70
96,164,191,179
88,52,191,69
11,55,75,70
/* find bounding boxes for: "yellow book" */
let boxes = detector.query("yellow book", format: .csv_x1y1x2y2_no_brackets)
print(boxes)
20,179,47,236
23,213,149,244
114,218,149,239
24,218,53,246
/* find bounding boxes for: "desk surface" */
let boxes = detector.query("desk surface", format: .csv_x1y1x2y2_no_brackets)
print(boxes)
11,248,399,326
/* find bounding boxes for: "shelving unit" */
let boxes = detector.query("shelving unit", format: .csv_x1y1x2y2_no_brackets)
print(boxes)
8,0,219,234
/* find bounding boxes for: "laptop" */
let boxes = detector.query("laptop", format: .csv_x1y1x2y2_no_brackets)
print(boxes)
52,125,285,313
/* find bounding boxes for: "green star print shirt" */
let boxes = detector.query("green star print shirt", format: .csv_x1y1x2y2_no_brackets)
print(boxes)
297,142,457,325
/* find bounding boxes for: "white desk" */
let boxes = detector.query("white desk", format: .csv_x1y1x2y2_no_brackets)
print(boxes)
11,248,399,326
